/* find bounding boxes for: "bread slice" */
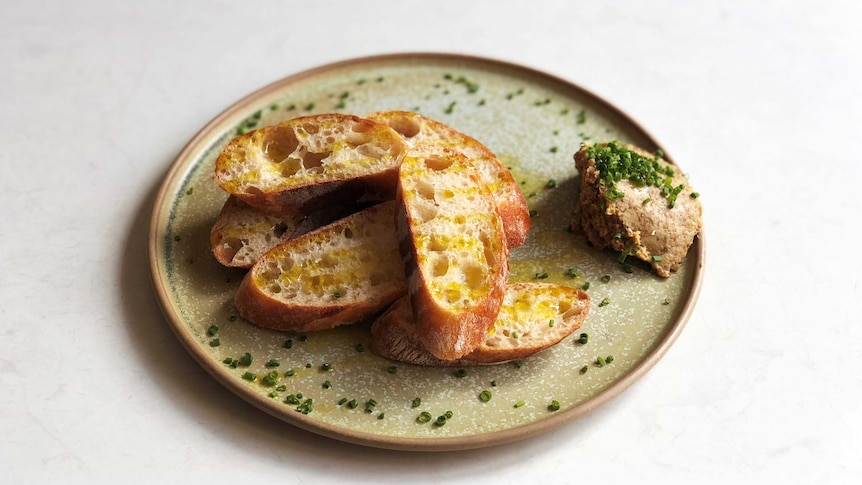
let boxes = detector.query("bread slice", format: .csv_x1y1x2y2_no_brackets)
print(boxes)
368,110,529,247
574,142,702,277
214,114,408,214
370,283,590,366
396,143,509,360
210,196,305,268
234,201,407,332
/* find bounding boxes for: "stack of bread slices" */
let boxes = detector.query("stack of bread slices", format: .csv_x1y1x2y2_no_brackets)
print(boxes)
212,111,590,365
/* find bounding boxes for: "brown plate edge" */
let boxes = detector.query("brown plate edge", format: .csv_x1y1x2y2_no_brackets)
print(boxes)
147,52,706,452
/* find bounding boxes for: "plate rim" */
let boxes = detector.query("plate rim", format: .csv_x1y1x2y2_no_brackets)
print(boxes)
147,51,706,452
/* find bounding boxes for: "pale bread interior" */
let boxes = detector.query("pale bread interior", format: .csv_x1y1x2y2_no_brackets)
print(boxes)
216,114,405,195
211,197,303,267
400,145,505,311
252,202,403,304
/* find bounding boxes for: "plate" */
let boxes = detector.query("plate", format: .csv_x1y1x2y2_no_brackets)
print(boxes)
148,53,704,451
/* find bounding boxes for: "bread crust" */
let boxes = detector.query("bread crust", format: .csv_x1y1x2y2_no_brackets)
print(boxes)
370,283,590,366
396,144,509,360
214,114,408,214
235,201,407,332
368,111,529,248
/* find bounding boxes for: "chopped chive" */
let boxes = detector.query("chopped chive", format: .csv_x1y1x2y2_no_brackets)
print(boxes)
322,380,331,389
606,355,615,363
549,400,561,411
550,146,559,153
578,333,589,345
534,271,549,279
662,298,671,305
566,268,579,278
377,413,385,420
285,369,295,377
444,101,456,114
549,319,555,327
320,363,333,372
690,192,700,199
239,353,252,366
514,400,526,408
222,357,234,365
434,415,447,426
411,397,422,408
581,282,590,291
283,339,293,349
242,372,256,382
209,338,220,347
613,232,622,240
599,297,610,307
347,399,358,409
576,110,586,124
296,398,313,415
601,275,611,283
262,371,279,386
338,397,348,406
265,359,280,368
304,103,314,111
651,255,663,262
580,365,589,374
596,356,606,367
454,368,467,378
546,179,557,188
207,324,219,336
387,365,398,374
479,390,492,402
417,411,432,423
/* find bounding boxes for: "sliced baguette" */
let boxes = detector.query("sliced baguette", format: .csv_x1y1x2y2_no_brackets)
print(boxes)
214,114,408,214
210,196,304,268
368,110,530,248
370,283,591,366
396,143,509,360
235,201,407,332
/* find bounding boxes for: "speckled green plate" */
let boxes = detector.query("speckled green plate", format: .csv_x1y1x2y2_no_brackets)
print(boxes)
148,53,704,451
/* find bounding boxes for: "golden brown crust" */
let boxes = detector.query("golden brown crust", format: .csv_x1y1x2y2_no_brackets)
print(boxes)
234,201,407,331
214,114,408,214
368,110,529,248
370,283,590,366
396,144,508,360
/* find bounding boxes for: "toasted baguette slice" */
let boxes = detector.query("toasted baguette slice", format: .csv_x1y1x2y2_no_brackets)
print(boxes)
396,143,509,360
235,201,407,332
210,196,305,268
371,283,590,366
368,110,529,248
215,114,408,214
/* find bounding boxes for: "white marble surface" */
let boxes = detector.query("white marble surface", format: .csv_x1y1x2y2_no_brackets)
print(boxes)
2,1,860,483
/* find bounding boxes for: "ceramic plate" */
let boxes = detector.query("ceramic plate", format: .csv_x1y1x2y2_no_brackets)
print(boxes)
148,53,704,451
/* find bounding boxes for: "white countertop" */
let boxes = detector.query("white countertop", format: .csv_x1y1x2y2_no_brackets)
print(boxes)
2,1,860,483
